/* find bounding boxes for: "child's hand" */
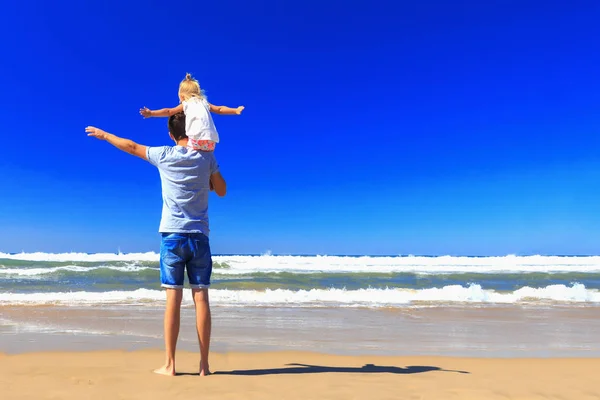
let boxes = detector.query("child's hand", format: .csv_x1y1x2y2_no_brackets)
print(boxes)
236,106,245,115
140,107,152,118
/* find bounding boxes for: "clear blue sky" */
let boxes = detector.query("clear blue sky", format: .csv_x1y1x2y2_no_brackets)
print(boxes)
1,0,599,256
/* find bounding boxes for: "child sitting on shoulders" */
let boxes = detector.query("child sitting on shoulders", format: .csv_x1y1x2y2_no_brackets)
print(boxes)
140,73,244,152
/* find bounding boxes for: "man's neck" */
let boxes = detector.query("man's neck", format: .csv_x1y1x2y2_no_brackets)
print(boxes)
175,138,189,147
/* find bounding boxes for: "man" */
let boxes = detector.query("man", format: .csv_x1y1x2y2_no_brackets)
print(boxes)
87,112,226,377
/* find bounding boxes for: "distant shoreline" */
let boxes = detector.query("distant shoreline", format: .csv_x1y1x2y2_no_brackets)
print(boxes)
3,251,600,258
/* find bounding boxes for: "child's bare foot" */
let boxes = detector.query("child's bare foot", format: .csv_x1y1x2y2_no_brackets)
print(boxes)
199,362,211,376
154,364,176,376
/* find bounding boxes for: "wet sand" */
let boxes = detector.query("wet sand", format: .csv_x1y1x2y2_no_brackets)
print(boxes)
1,350,599,400
2,304,600,357
2,305,600,399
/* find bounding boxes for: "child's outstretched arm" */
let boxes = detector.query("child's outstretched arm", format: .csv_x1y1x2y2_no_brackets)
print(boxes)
209,104,245,115
140,104,184,118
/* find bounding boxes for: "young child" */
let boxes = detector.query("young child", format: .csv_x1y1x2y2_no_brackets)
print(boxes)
140,73,244,151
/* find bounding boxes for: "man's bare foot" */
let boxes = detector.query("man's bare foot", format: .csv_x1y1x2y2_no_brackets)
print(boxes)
154,364,176,376
199,362,211,376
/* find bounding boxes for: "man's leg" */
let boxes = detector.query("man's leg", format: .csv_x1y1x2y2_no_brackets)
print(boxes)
154,288,183,376
187,233,213,376
192,288,211,376
155,233,187,376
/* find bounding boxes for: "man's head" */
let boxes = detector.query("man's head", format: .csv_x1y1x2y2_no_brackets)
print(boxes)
168,113,188,143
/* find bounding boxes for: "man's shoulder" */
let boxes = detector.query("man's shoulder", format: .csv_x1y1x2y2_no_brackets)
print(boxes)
148,145,216,167
146,145,179,166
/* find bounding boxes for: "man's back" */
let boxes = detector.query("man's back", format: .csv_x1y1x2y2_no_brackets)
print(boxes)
146,146,219,235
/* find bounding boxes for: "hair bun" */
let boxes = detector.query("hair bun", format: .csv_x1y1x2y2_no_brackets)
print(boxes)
185,73,192,80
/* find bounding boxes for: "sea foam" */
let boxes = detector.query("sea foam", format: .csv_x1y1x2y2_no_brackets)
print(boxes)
2,252,600,274
1,284,598,307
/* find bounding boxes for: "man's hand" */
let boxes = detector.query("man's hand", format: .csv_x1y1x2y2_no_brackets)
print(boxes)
236,106,245,115
140,107,152,118
210,171,227,196
85,126,147,160
86,126,110,140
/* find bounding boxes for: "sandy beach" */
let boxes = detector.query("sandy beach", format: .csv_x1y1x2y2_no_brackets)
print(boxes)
0,350,600,400
3,253,600,399
0,350,598,400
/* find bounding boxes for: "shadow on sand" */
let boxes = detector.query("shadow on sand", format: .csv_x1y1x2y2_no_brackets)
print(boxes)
202,363,470,377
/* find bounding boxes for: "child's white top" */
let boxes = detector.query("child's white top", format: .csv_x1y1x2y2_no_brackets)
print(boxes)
182,97,220,143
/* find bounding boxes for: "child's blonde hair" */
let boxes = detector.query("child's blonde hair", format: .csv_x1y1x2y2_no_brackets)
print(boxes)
178,73,205,102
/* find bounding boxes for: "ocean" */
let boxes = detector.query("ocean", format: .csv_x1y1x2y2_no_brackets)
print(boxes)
1,253,600,357
2,252,600,306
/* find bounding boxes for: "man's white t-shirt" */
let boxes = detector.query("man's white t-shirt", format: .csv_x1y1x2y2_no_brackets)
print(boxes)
146,145,220,235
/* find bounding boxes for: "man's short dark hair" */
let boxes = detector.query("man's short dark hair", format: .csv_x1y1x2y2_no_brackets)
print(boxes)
168,113,188,141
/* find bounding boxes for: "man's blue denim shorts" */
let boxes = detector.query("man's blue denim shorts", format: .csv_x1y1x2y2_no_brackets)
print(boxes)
159,232,212,289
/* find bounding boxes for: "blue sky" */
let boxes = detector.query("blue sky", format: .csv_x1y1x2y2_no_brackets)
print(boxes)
1,0,600,255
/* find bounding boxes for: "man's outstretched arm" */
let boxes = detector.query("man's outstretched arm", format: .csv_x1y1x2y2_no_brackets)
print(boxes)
86,126,148,160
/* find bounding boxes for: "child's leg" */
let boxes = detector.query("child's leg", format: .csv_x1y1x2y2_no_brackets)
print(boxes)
187,139,216,152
